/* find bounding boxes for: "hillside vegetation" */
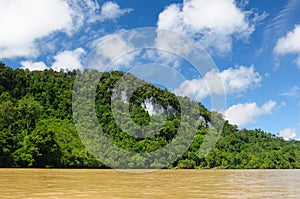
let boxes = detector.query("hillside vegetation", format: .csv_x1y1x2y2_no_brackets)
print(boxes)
0,62,300,168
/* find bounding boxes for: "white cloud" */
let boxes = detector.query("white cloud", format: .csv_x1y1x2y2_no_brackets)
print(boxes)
280,86,299,97
279,128,297,141
174,78,209,100
20,61,48,71
21,48,86,71
274,25,300,67
79,0,132,23
96,35,134,62
223,100,276,126
87,32,140,70
141,48,182,70
0,0,132,59
174,65,262,100
279,102,287,108
0,0,74,58
157,0,261,54
98,1,132,22
154,29,201,66
52,48,86,71
218,65,262,93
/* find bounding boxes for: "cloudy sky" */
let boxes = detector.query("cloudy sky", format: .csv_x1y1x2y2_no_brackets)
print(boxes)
1,0,300,140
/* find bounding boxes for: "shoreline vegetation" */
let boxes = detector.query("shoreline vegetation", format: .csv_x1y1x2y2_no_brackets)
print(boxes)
0,62,300,169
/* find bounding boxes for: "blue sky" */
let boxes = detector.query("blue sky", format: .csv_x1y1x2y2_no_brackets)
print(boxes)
1,0,300,140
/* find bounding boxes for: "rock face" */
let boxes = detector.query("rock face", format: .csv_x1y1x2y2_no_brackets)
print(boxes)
141,97,165,116
121,90,128,103
113,88,178,117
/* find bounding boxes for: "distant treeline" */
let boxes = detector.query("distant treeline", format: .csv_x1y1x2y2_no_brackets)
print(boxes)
0,62,299,169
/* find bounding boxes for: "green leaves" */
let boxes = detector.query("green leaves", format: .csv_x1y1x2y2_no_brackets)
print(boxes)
0,63,299,168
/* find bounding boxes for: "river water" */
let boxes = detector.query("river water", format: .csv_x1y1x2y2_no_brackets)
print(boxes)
0,169,299,198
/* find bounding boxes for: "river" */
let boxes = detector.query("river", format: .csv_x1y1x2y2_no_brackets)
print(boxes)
0,169,299,198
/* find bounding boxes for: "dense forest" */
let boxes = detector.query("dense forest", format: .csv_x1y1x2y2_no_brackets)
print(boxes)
0,62,300,169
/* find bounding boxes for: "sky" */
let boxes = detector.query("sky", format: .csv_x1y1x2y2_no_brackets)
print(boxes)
1,0,300,140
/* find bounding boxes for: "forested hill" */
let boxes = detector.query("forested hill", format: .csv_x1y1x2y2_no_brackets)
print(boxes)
0,62,300,169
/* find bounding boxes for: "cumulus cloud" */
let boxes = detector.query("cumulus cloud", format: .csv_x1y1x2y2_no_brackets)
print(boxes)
95,34,135,62
21,48,86,71
157,0,262,54
274,25,300,67
68,0,133,24
20,61,48,71
0,0,132,59
51,48,86,71
174,65,262,100
217,65,262,93
0,0,74,58
77,0,132,23
223,100,277,126
98,1,132,22
86,32,141,70
278,128,297,141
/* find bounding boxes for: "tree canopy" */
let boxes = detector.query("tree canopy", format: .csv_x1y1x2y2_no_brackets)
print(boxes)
0,62,299,168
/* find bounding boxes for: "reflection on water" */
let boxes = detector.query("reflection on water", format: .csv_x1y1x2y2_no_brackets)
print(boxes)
0,169,299,198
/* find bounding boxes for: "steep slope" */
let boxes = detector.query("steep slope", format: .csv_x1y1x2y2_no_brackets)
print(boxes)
0,62,299,168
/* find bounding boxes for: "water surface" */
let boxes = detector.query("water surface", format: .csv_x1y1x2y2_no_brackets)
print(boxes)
0,169,299,198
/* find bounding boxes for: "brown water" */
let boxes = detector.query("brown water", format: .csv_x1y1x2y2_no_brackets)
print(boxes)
0,169,299,198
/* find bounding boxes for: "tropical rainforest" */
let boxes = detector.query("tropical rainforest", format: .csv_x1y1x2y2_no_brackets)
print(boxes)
0,62,300,169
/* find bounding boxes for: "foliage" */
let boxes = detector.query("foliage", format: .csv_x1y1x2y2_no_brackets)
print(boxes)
0,62,299,168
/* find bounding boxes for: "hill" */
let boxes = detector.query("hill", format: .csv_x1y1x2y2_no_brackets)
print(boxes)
0,62,300,168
